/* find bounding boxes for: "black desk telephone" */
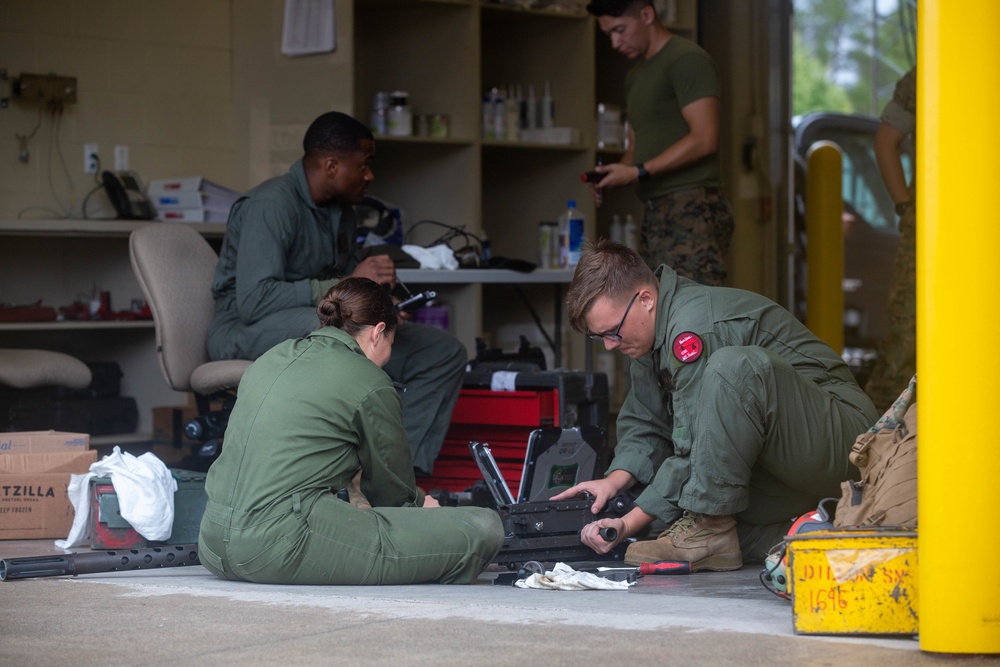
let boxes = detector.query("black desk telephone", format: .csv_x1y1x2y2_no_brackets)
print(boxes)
101,170,156,220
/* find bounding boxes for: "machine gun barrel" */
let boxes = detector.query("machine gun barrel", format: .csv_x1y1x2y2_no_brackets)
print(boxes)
0,545,200,581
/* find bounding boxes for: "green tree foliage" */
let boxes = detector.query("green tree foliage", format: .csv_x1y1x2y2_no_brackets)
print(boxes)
794,0,916,117
793,32,852,115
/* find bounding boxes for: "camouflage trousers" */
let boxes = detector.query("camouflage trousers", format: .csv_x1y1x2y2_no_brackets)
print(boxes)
641,187,735,286
864,209,916,413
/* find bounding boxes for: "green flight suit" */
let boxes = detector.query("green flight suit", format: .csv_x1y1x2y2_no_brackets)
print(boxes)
207,159,468,474
198,327,503,585
612,266,879,560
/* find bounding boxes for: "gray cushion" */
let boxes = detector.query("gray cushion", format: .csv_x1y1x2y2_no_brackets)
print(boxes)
0,349,92,389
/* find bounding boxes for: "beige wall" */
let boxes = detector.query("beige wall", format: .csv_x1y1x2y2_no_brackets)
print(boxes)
702,0,782,300
231,0,354,191
0,0,235,219
0,0,783,299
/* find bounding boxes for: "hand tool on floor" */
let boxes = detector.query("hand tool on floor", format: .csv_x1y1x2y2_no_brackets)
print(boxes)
638,560,692,575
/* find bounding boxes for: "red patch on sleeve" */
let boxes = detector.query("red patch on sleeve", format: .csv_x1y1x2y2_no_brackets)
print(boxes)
672,332,704,363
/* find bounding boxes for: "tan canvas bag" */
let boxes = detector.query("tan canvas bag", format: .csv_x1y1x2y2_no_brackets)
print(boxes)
834,375,918,528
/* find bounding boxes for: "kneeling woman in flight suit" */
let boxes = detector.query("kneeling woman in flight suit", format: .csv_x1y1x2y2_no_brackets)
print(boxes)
198,277,503,584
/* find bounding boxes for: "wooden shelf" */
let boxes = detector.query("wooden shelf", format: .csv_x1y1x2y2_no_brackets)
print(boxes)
371,135,476,147
481,140,589,152
479,2,588,20
397,268,573,284
0,320,154,332
0,219,226,238
0,220,200,434
91,432,154,447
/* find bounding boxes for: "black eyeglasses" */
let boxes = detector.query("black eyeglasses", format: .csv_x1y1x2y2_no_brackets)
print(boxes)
587,292,639,342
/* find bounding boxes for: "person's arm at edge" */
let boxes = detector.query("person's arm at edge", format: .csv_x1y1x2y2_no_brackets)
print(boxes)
874,121,911,208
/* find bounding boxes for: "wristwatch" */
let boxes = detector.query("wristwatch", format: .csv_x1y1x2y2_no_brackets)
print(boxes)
636,163,652,183
894,200,913,216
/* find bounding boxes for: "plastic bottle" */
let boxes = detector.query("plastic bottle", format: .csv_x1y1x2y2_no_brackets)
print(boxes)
609,214,624,244
387,91,412,136
493,87,506,140
558,200,585,267
623,213,639,251
482,90,495,139
370,92,389,135
526,84,538,130
505,84,521,141
517,84,528,130
541,80,555,129
479,236,492,265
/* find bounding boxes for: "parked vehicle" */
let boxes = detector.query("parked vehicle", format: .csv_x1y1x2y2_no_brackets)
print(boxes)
791,112,915,384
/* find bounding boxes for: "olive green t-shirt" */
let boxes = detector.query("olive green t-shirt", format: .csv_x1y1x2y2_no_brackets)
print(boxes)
625,35,722,200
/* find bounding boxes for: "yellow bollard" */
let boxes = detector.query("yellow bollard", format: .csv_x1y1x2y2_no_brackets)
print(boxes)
804,140,844,353
919,0,1000,655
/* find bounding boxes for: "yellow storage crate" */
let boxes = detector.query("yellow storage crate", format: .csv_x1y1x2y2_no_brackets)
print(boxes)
787,529,918,636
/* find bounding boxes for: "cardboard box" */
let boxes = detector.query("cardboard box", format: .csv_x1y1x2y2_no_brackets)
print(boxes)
0,430,90,454
0,449,97,540
787,529,918,636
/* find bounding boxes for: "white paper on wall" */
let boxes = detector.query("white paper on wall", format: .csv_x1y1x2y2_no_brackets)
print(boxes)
281,0,336,57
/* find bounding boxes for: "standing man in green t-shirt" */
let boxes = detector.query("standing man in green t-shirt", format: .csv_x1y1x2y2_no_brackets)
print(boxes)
586,0,735,286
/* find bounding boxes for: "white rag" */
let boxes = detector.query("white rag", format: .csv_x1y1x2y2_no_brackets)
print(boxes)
55,446,178,549
401,244,459,270
514,562,633,591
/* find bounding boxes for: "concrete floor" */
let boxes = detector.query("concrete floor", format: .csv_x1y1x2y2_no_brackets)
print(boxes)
1,539,996,667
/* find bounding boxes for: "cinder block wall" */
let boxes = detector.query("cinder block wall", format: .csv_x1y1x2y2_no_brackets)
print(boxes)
0,0,235,219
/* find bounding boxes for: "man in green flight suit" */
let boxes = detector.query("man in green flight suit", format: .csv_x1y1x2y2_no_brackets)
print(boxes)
207,111,467,475
554,240,878,570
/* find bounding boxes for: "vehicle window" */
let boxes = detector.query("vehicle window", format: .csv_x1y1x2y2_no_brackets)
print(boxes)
830,128,898,232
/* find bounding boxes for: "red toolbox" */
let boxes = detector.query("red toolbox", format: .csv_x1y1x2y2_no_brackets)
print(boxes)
416,371,609,494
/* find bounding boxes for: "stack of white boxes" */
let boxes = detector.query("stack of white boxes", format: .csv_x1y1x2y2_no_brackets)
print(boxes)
148,177,240,223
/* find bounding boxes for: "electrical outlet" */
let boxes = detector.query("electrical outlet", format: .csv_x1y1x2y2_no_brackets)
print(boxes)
114,145,129,171
84,143,99,174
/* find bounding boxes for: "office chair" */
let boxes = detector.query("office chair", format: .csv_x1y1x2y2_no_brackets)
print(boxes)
129,223,251,457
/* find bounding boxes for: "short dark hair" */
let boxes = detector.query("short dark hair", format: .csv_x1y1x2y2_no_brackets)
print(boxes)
303,111,374,157
316,277,398,337
566,239,657,333
586,0,653,18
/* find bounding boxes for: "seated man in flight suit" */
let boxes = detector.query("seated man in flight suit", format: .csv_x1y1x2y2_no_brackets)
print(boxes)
207,111,467,476
554,240,878,570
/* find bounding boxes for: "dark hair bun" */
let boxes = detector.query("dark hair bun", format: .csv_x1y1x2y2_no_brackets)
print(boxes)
316,277,397,335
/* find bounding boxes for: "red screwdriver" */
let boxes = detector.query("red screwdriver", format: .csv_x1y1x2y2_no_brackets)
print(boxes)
638,560,692,575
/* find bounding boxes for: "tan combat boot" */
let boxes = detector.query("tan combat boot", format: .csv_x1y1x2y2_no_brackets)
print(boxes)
625,511,743,572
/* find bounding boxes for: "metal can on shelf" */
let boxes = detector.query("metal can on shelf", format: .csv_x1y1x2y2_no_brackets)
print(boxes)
430,113,449,138
417,114,431,137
